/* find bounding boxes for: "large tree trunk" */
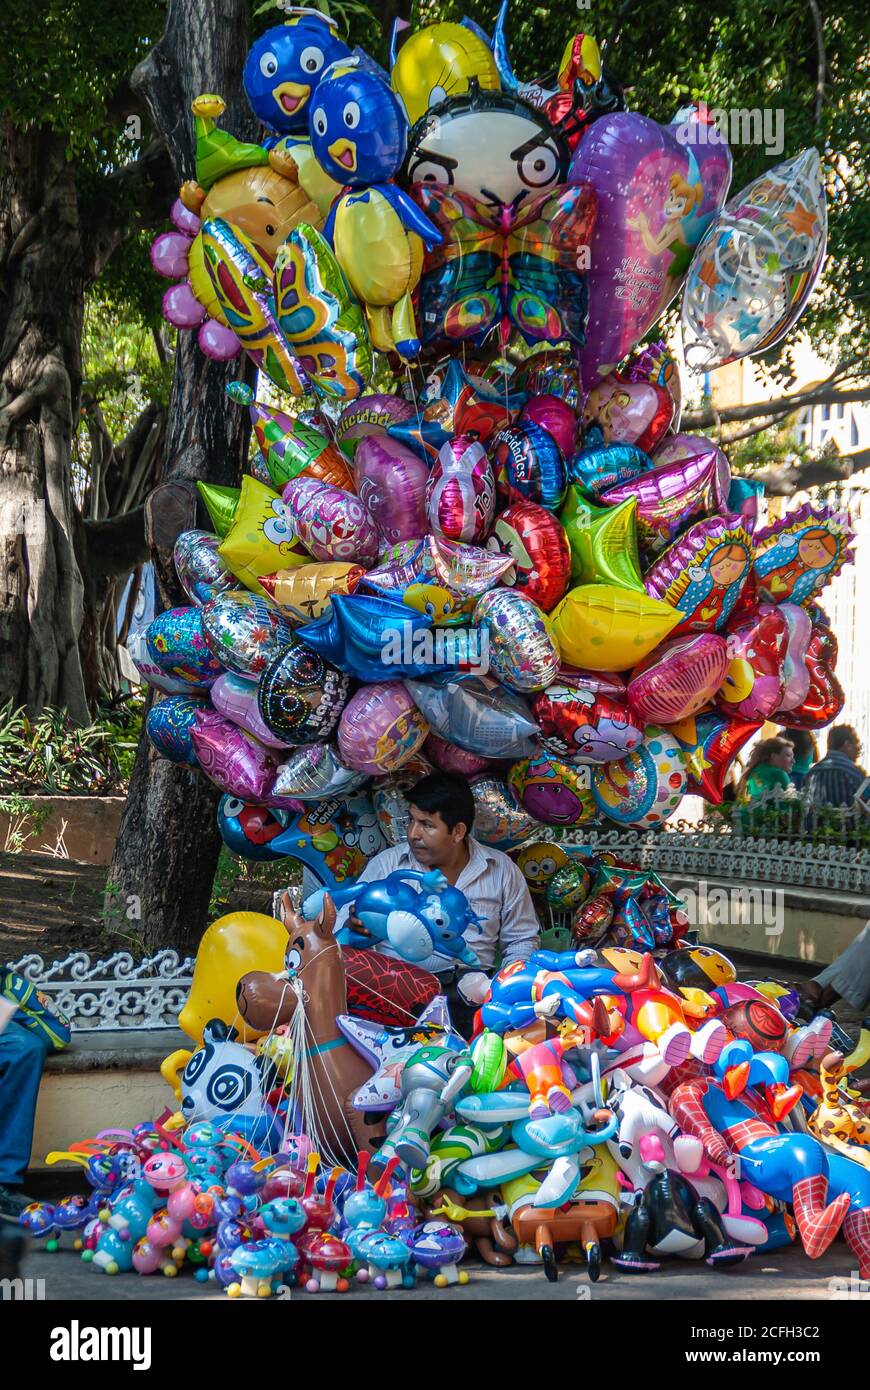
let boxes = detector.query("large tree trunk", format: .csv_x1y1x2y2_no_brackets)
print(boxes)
0,126,90,723
108,0,257,954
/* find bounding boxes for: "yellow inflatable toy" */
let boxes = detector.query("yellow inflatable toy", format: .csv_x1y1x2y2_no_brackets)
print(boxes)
177,910,288,1046
218,476,307,595
391,22,501,126
550,584,684,670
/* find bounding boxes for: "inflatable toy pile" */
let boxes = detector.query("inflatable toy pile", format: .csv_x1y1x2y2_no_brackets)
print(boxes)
139,7,850,911
25,896,870,1292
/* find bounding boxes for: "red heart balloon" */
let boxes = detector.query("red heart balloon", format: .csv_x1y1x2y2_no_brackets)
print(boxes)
782,622,844,729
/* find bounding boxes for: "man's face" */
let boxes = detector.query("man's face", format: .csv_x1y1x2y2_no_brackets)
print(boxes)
843,735,861,763
406,802,466,866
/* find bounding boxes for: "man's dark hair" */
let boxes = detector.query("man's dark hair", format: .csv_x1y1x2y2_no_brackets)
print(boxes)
408,773,475,838
828,724,859,755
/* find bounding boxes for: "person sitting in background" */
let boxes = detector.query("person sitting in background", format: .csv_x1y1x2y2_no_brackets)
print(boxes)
802,725,866,810
735,736,797,832
331,772,540,1036
779,727,818,790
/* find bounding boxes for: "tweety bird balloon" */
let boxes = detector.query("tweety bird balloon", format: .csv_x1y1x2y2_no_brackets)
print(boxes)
390,20,501,126
310,58,441,357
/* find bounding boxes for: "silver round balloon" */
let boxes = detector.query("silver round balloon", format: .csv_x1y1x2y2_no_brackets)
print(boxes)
272,742,368,801
474,589,560,694
201,591,296,677
173,530,236,606
470,778,540,851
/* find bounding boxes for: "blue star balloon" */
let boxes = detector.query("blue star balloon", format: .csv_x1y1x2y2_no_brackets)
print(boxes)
244,15,351,135
296,592,463,681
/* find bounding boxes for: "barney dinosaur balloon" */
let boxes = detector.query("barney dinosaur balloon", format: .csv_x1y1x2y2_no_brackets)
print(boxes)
569,107,731,388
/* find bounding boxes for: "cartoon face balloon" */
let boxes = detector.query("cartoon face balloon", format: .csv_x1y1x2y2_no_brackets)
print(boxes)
682,148,827,372
531,681,643,764
310,61,408,186
592,726,687,826
217,795,292,861
404,87,568,212
244,15,351,134
509,755,597,826
218,476,307,596
716,608,788,720
644,514,752,633
583,375,673,453
337,683,429,775
752,503,854,606
270,794,387,893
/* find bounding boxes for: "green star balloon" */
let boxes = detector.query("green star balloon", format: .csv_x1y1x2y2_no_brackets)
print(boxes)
560,489,644,591
197,482,240,539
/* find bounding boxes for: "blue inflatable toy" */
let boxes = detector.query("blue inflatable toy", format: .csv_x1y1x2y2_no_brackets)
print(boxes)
305,869,481,967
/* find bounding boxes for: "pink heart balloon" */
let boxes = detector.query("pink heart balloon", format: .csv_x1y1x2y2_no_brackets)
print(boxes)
628,632,729,724
569,107,732,388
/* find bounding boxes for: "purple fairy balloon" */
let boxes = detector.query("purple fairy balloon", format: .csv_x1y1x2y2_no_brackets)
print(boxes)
569,107,732,389
354,434,430,546
190,709,278,800
281,475,379,565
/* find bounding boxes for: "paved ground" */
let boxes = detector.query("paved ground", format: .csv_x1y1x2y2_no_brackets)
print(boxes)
15,1240,863,1302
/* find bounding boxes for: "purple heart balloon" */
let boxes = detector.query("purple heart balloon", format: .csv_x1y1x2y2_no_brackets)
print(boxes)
569,107,732,389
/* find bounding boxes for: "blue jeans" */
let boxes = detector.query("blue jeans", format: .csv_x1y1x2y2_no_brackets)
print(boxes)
0,1021,48,1185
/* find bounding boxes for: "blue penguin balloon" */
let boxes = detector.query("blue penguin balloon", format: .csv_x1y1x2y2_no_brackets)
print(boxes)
310,60,408,185
244,15,351,134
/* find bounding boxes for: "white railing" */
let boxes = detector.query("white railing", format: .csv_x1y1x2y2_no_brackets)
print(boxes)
8,950,194,1033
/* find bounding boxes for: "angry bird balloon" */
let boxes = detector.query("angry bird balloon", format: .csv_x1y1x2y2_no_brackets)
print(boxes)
310,58,442,356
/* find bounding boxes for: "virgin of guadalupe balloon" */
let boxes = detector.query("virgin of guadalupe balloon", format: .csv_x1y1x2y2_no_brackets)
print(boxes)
490,423,566,510
354,433,429,546
201,591,296,678
404,672,540,758
490,502,571,612
146,696,205,766
337,683,429,776
570,106,731,387
281,476,380,566
751,504,854,606
257,639,350,744
174,530,235,606
474,588,560,693
531,682,643,764
682,148,827,372
469,778,539,852
405,86,569,214
583,374,673,453
271,743,368,802
145,607,224,690
627,632,729,725
592,726,687,826
427,436,495,544
599,445,731,558
643,514,753,633
509,755,597,827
